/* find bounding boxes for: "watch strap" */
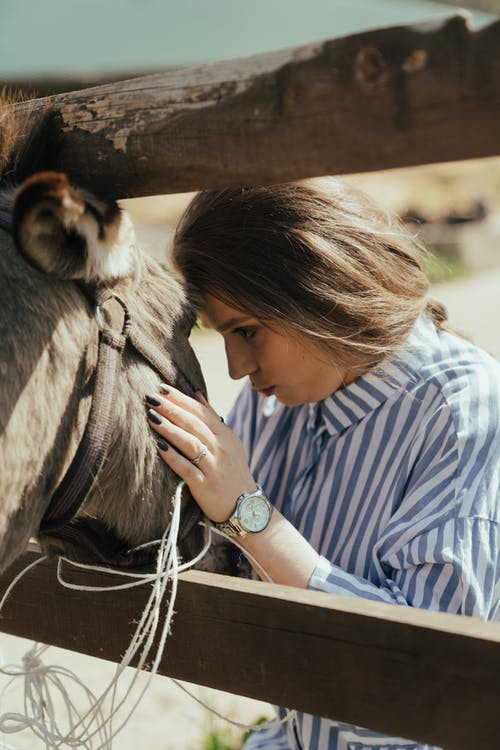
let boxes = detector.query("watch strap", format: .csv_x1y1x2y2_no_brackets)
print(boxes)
215,516,250,539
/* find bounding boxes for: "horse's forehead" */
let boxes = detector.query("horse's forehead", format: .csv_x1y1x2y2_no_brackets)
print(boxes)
132,259,195,321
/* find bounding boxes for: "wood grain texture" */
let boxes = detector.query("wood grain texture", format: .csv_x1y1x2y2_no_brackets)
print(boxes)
1,552,499,749
3,14,500,199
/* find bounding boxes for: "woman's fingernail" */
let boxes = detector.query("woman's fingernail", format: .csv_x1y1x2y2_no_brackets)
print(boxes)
159,384,170,395
156,436,169,452
147,408,163,425
195,390,208,404
145,394,161,407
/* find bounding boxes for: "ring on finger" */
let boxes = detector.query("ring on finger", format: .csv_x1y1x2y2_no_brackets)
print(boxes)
190,445,207,466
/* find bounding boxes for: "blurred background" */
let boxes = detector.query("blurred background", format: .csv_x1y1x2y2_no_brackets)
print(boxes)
1,1,500,748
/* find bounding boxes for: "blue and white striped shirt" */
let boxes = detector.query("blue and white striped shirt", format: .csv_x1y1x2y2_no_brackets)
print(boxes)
228,314,500,750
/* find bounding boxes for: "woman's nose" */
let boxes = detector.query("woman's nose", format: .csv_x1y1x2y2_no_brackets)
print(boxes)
225,340,256,380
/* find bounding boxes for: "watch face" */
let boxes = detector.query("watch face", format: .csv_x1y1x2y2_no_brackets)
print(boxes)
239,494,271,533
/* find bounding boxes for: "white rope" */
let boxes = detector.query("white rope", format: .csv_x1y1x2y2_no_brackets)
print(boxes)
1,643,110,748
199,522,274,583
171,523,297,735
0,482,187,749
0,553,48,613
170,679,296,734
0,484,294,748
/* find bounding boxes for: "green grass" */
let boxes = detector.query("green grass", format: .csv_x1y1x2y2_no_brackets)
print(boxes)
202,730,240,750
197,713,242,750
199,715,270,750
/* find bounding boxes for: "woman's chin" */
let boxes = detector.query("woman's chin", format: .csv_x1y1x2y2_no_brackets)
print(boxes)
274,390,304,407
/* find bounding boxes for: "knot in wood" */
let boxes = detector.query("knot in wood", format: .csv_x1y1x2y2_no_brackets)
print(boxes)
355,47,389,91
402,49,428,74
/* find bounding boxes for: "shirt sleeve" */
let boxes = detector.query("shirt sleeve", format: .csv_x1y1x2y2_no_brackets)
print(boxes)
309,377,500,621
309,515,499,618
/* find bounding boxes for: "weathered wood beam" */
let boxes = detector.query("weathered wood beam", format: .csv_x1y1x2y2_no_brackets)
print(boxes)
0,71,158,98
2,13,500,200
1,552,499,749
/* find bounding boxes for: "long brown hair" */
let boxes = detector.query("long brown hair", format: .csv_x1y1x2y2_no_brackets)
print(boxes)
173,177,449,372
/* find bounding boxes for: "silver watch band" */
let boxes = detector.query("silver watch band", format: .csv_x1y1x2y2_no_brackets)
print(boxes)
215,517,249,538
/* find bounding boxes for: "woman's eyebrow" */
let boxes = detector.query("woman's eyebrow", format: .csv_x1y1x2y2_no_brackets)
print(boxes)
217,316,255,333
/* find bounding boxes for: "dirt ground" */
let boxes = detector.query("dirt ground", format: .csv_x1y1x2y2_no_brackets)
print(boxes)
1,268,499,750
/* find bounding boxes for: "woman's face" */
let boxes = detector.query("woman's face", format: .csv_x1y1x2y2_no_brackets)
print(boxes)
201,294,357,406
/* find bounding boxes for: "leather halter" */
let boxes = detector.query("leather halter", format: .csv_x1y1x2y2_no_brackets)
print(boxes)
41,283,202,567
0,215,202,567
40,285,132,534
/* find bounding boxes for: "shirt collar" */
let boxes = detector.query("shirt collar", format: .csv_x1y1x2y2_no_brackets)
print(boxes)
308,314,437,437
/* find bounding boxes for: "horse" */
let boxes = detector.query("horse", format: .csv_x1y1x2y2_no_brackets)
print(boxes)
0,97,232,575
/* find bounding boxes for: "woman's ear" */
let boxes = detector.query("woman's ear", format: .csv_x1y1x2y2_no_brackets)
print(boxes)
13,171,135,282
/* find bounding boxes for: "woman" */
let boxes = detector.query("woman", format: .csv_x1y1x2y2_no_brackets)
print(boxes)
145,178,500,749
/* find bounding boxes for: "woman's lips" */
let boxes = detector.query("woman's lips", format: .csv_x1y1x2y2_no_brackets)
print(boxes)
258,386,276,397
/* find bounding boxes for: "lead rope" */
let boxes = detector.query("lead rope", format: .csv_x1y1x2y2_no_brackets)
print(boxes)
0,482,295,749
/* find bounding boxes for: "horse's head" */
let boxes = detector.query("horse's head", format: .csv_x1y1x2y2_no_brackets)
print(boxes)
0,171,224,572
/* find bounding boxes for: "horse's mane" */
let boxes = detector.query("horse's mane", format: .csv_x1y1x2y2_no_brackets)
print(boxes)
0,88,59,188
0,88,33,183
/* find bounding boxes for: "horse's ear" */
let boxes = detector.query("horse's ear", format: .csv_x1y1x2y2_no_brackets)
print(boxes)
13,171,135,282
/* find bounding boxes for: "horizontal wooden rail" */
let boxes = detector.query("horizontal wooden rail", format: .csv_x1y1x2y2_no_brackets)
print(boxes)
3,13,500,199
1,551,499,748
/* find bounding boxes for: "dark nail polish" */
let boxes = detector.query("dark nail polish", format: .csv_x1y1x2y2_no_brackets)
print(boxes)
159,384,170,395
147,409,162,425
156,436,169,451
145,394,161,407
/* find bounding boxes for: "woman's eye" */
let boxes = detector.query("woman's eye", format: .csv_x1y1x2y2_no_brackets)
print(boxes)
234,327,255,340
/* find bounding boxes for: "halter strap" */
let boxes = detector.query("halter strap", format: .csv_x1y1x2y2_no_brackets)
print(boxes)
40,289,129,532
37,283,201,562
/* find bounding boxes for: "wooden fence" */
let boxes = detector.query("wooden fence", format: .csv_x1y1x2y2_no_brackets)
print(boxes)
6,12,500,199
2,11,500,750
1,551,499,749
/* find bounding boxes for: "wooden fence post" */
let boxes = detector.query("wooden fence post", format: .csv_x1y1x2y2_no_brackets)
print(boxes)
2,13,500,199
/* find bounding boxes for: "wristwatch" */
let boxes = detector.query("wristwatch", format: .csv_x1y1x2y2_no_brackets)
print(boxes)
214,485,273,539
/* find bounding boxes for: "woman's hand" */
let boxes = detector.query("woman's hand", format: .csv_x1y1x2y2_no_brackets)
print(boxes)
145,385,256,522
145,385,320,587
